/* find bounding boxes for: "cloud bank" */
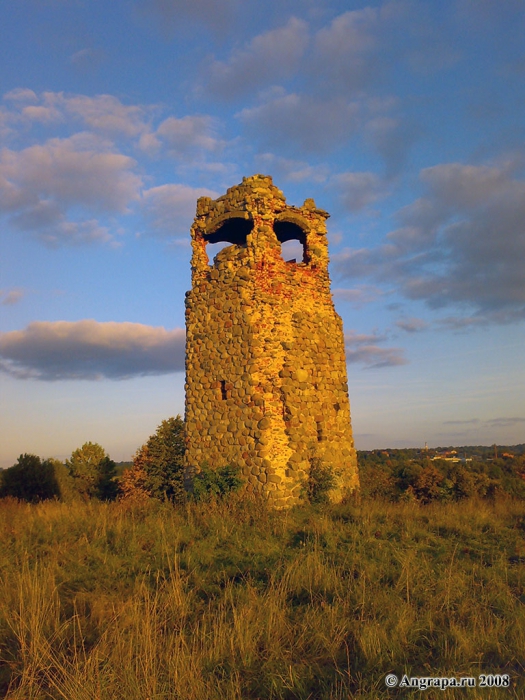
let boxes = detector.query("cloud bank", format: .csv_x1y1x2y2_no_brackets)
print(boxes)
0,132,141,245
335,160,525,324
345,331,407,368
143,0,238,34
142,183,218,237
0,89,232,246
205,17,309,99
0,321,185,380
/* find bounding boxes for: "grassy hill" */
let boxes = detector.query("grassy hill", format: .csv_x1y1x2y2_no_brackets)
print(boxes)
1,495,524,699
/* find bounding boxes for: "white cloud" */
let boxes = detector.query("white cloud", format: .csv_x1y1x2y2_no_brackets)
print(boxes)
21,103,63,124
143,0,238,34
344,330,407,368
205,17,309,99
41,92,150,138
3,90,156,142
38,218,112,248
0,89,229,244
395,317,428,332
419,162,516,209
312,7,382,92
437,308,525,330
1,288,25,306
238,90,360,153
486,417,525,428
3,88,38,104
345,331,388,346
1,88,229,171
346,344,407,368
309,3,427,94
0,321,186,380
255,153,329,183
156,115,223,155
331,171,387,211
69,48,105,71
333,286,383,308
63,93,151,138
364,116,418,177
0,134,141,245
142,183,218,237
0,108,11,139
0,134,141,212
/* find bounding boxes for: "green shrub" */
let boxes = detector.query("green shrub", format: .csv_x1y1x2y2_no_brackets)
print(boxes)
307,458,337,504
359,464,397,500
49,459,81,502
96,456,118,501
192,464,243,501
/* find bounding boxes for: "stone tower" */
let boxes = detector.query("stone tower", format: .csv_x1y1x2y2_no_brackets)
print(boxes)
184,174,358,507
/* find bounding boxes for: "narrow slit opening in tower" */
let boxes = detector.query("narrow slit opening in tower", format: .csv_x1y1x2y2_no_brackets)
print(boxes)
220,380,227,400
205,217,253,265
274,220,307,263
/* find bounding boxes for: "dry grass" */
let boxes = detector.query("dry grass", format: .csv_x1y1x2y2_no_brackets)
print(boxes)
0,496,524,699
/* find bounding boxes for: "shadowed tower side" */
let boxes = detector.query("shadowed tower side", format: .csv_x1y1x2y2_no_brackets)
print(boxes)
184,174,358,507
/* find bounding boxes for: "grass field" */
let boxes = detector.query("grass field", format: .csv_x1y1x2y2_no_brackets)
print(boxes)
1,495,524,699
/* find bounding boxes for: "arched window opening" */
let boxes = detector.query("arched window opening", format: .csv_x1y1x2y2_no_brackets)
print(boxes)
280,239,305,263
206,241,231,260
274,220,307,263
205,217,253,265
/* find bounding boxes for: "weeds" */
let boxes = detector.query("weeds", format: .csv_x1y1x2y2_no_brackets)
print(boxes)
0,497,524,699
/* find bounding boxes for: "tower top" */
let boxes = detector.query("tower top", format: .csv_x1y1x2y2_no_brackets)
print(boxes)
190,174,330,280
196,173,328,218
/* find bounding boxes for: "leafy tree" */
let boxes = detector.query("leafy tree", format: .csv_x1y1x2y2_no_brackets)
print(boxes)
119,449,151,504
0,454,60,502
66,442,117,500
394,461,423,492
96,456,118,500
443,463,478,500
359,464,397,500
48,458,80,502
131,416,186,503
413,464,444,503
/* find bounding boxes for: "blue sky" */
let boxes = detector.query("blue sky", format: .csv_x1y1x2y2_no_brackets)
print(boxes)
1,0,524,468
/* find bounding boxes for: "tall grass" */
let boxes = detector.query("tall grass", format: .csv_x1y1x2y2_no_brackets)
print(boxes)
0,496,524,699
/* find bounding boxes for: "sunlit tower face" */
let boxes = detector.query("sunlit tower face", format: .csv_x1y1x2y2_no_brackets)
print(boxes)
184,174,359,507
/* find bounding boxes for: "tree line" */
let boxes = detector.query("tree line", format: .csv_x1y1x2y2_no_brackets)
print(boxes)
358,448,525,502
2,422,525,505
0,417,188,504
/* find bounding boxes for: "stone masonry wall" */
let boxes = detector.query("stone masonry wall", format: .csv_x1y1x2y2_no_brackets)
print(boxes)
184,174,358,507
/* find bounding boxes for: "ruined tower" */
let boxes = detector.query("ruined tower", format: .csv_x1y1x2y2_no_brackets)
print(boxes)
184,175,358,507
